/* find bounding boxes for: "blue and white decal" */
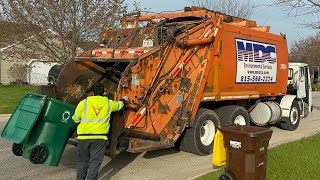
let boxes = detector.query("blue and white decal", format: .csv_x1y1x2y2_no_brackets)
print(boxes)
235,38,277,83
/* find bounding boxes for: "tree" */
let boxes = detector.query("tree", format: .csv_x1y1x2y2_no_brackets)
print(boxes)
289,32,320,70
8,63,28,84
275,0,320,29
190,0,256,19
0,0,128,63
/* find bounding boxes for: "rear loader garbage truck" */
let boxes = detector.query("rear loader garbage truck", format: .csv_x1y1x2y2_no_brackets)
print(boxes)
37,7,312,158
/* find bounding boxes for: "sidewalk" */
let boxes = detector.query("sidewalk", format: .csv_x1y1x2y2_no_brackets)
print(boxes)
0,114,10,123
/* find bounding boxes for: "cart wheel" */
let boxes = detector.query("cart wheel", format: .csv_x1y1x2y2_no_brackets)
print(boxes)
29,145,49,164
219,173,233,180
12,143,23,156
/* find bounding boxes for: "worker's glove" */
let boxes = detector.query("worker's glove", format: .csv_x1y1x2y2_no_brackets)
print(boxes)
120,96,129,103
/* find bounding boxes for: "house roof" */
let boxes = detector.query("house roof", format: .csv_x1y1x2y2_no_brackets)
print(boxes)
0,21,97,53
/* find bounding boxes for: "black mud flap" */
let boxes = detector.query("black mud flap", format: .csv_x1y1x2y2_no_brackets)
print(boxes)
39,85,57,99
108,111,122,158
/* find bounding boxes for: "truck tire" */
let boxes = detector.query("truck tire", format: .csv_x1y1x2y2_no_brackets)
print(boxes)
178,108,219,155
280,100,301,131
216,105,250,126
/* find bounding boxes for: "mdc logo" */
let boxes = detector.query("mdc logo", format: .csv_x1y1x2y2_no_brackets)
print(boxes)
236,39,277,64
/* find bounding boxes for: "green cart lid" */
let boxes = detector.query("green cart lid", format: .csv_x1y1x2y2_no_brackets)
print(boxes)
1,93,47,144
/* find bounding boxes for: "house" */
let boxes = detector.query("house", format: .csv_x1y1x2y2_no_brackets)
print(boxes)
0,21,96,85
0,21,51,84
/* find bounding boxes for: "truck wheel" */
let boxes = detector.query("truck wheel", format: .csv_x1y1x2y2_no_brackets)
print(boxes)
217,105,250,126
12,143,23,156
29,145,49,164
177,108,219,155
280,100,301,131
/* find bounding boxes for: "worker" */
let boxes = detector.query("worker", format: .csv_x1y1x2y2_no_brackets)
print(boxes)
72,82,128,180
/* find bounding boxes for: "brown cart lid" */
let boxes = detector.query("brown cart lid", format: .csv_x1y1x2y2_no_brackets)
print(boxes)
220,125,273,140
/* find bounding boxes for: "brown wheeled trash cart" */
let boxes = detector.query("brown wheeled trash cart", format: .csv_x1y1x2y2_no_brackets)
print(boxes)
219,125,273,180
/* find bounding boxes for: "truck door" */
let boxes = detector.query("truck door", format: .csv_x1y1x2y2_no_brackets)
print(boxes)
306,66,312,112
297,66,306,98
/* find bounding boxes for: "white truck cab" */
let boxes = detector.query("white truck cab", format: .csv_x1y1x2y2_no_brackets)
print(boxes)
287,63,313,115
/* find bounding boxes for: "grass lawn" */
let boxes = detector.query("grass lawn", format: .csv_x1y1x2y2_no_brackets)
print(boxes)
197,133,320,180
0,85,38,114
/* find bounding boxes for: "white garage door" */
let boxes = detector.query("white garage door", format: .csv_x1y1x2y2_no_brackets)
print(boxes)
27,60,59,85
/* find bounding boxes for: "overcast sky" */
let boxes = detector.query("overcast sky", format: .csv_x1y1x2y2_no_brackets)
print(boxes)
127,0,317,50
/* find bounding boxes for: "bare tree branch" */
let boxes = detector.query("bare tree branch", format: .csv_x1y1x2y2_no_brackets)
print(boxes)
275,0,320,28
0,0,129,63
190,0,256,19
289,32,320,70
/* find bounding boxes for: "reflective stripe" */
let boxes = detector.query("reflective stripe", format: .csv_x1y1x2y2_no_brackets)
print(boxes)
80,119,109,122
78,134,107,136
72,114,81,120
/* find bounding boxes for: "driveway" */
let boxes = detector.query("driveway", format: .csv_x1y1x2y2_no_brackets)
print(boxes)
0,91,319,180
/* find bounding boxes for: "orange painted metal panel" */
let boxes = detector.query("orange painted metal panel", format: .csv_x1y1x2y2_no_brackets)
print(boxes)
203,23,288,101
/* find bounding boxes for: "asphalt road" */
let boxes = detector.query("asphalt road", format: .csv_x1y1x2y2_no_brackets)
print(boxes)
1,91,320,180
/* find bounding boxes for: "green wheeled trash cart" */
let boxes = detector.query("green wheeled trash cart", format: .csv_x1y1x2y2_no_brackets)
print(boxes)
1,93,77,166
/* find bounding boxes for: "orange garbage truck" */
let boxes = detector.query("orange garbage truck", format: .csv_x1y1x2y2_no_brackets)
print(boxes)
41,7,313,157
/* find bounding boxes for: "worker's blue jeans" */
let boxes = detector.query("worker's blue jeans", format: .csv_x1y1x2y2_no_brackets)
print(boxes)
76,139,107,180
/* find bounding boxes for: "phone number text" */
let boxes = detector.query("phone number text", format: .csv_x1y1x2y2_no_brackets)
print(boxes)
240,75,274,82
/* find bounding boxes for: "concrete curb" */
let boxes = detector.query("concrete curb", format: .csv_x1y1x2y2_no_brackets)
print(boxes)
188,168,220,180
0,114,11,117
268,130,320,148
0,114,11,123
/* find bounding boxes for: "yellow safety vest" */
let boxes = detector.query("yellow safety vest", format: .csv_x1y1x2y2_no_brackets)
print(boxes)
72,96,124,140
